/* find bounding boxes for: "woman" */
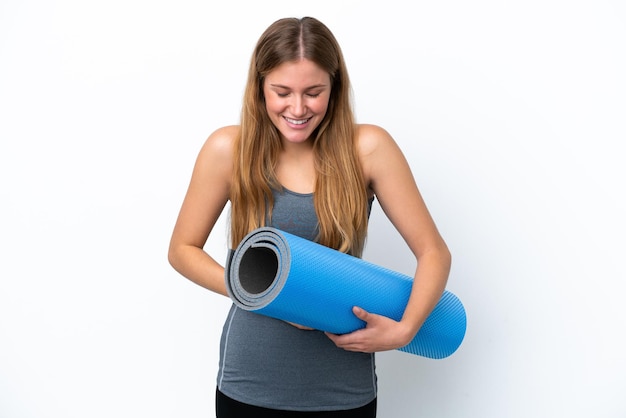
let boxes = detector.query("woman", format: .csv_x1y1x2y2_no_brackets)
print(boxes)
168,16,451,417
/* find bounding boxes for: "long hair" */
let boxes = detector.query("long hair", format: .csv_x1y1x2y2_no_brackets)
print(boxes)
230,17,368,256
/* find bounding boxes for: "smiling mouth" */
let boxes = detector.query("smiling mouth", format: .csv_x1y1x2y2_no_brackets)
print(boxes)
284,116,312,125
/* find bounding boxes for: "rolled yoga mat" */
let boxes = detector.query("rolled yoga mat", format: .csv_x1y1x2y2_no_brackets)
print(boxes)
225,227,466,359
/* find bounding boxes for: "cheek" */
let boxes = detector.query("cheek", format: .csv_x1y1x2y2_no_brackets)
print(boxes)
264,96,284,114
314,99,330,116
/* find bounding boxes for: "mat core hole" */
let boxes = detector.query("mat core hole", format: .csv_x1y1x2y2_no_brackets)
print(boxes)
239,247,278,294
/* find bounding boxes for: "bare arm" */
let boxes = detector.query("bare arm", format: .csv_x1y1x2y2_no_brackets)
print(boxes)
326,124,451,352
167,126,237,296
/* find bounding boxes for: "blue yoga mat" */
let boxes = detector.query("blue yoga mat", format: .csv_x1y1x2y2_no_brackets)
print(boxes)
225,227,466,359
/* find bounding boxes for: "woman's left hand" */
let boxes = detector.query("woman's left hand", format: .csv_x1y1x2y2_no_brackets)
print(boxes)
325,306,414,353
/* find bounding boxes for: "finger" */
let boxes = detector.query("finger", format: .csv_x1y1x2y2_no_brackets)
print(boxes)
325,332,350,347
352,306,370,321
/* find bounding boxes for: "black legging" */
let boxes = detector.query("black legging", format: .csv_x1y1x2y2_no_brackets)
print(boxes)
216,388,377,418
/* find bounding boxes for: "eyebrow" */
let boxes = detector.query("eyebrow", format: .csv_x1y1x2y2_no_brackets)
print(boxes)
268,83,328,90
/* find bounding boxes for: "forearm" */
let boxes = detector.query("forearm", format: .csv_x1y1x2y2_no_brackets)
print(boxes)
400,247,452,343
168,244,229,297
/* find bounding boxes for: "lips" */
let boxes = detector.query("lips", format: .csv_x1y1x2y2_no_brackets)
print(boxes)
284,116,312,125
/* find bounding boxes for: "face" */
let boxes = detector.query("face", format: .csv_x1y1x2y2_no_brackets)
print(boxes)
263,59,331,145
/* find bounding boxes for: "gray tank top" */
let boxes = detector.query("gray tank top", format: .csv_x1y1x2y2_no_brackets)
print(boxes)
217,188,377,411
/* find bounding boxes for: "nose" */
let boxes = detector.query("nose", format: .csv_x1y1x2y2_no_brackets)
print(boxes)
290,95,307,117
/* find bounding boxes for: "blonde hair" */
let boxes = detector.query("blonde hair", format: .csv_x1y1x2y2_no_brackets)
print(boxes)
230,17,368,256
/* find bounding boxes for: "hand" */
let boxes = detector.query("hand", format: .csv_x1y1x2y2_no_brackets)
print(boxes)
325,306,413,353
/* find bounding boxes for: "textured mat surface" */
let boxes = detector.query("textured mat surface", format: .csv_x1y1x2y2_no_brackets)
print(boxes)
226,227,466,359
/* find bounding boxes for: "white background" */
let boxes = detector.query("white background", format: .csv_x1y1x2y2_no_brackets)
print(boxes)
1,0,625,417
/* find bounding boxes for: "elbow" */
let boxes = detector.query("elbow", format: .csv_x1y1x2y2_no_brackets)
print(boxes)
439,241,452,276
426,239,451,279
167,241,180,271
442,242,452,270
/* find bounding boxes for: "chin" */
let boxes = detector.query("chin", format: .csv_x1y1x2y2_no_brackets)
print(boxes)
280,129,315,143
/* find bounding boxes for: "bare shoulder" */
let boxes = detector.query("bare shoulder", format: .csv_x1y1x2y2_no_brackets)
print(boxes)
197,125,239,167
355,123,394,157
201,125,239,156
355,123,406,165
356,124,407,184
193,125,239,186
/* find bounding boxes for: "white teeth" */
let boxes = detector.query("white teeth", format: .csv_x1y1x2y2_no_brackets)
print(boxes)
284,117,310,125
